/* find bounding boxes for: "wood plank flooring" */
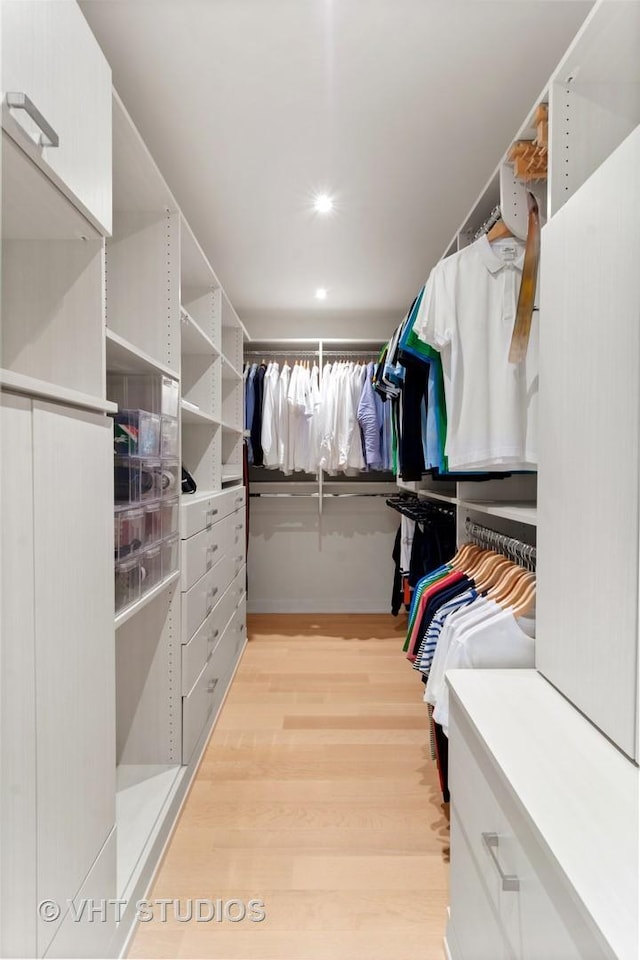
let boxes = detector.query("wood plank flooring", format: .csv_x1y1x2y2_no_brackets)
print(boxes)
128,614,450,960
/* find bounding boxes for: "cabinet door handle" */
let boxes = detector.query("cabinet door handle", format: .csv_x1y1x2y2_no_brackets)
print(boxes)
481,833,519,892
6,92,59,147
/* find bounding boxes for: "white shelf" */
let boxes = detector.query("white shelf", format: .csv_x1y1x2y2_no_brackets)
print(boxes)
180,307,219,357
106,329,179,381
221,420,243,433
222,467,243,482
180,489,219,506
417,490,459,506
180,400,220,426
113,92,177,215
116,763,184,899
221,355,243,380
0,368,117,414
115,570,180,630
458,500,538,526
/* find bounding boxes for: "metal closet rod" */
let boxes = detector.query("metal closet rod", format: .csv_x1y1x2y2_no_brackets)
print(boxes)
249,491,391,498
465,518,536,569
474,204,502,240
244,350,380,358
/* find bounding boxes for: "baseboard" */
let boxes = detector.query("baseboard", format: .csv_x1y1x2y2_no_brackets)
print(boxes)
247,598,391,614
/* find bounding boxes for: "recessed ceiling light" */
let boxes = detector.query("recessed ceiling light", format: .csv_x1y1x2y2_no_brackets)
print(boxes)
315,288,328,300
314,194,333,214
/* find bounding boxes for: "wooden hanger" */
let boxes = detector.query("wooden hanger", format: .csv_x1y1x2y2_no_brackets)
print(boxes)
512,580,536,618
450,542,482,570
474,556,512,592
486,218,515,242
496,569,536,610
487,563,526,603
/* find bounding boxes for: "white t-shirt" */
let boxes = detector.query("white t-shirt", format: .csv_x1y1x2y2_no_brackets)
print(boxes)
261,362,279,469
414,235,538,469
431,603,535,734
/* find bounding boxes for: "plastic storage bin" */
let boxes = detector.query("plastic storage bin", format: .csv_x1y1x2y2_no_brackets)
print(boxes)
161,497,179,538
113,410,160,457
144,501,161,546
115,557,141,612
114,506,144,560
160,459,180,499
141,544,162,592
161,533,179,578
161,376,180,417
161,416,179,458
140,460,163,501
108,374,160,413
114,458,141,503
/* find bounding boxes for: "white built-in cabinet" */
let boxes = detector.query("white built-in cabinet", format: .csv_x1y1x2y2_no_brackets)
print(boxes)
1,2,247,957
441,3,640,959
1,0,112,235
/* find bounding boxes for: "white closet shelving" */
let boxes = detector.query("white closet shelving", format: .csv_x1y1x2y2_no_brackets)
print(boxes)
442,3,640,958
103,89,249,954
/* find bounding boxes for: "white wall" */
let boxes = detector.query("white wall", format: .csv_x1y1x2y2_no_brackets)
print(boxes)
243,310,397,342
247,496,399,614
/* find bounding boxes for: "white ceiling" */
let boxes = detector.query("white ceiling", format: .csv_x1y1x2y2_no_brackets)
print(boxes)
81,0,592,335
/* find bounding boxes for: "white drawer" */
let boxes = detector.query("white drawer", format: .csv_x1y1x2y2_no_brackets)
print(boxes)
182,599,246,763
449,704,610,960
180,553,238,643
181,567,246,695
449,809,509,960
180,508,245,592
181,487,246,539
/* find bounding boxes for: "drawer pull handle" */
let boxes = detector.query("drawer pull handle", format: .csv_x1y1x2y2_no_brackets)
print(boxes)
239,623,245,632
6,92,59,147
482,833,519,892
212,628,220,640
207,679,218,694
206,508,219,526
235,523,243,531
235,496,243,504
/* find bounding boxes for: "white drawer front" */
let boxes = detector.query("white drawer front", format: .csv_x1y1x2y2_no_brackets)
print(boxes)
181,487,246,539
450,704,610,960
180,554,236,643
449,809,508,960
181,568,246,696
180,508,245,592
182,599,246,763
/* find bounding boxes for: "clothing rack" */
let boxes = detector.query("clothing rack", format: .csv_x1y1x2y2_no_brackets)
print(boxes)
244,350,380,359
250,491,391,499
465,518,536,570
386,493,455,522
474,204,502,240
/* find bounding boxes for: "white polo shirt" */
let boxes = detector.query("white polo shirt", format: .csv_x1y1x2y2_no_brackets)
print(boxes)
414,235,538,470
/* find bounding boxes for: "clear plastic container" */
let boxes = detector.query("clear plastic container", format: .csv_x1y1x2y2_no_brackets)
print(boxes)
161,416,179,458
140,459,163,501
161,533,179,578
114,506,144,560
140,544,162,592
161,376,180,417
115,557,141,612
108,374,160,413
160,459,180,499
113,410,160,458
143,501,161,546
161,497,179,538
114,457,141,503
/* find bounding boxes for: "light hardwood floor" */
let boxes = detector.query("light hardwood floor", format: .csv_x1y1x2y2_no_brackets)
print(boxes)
128,614,450,960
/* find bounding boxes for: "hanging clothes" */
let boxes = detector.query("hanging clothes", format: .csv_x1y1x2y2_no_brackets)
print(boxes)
413,235,538,471
250,362,267,467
